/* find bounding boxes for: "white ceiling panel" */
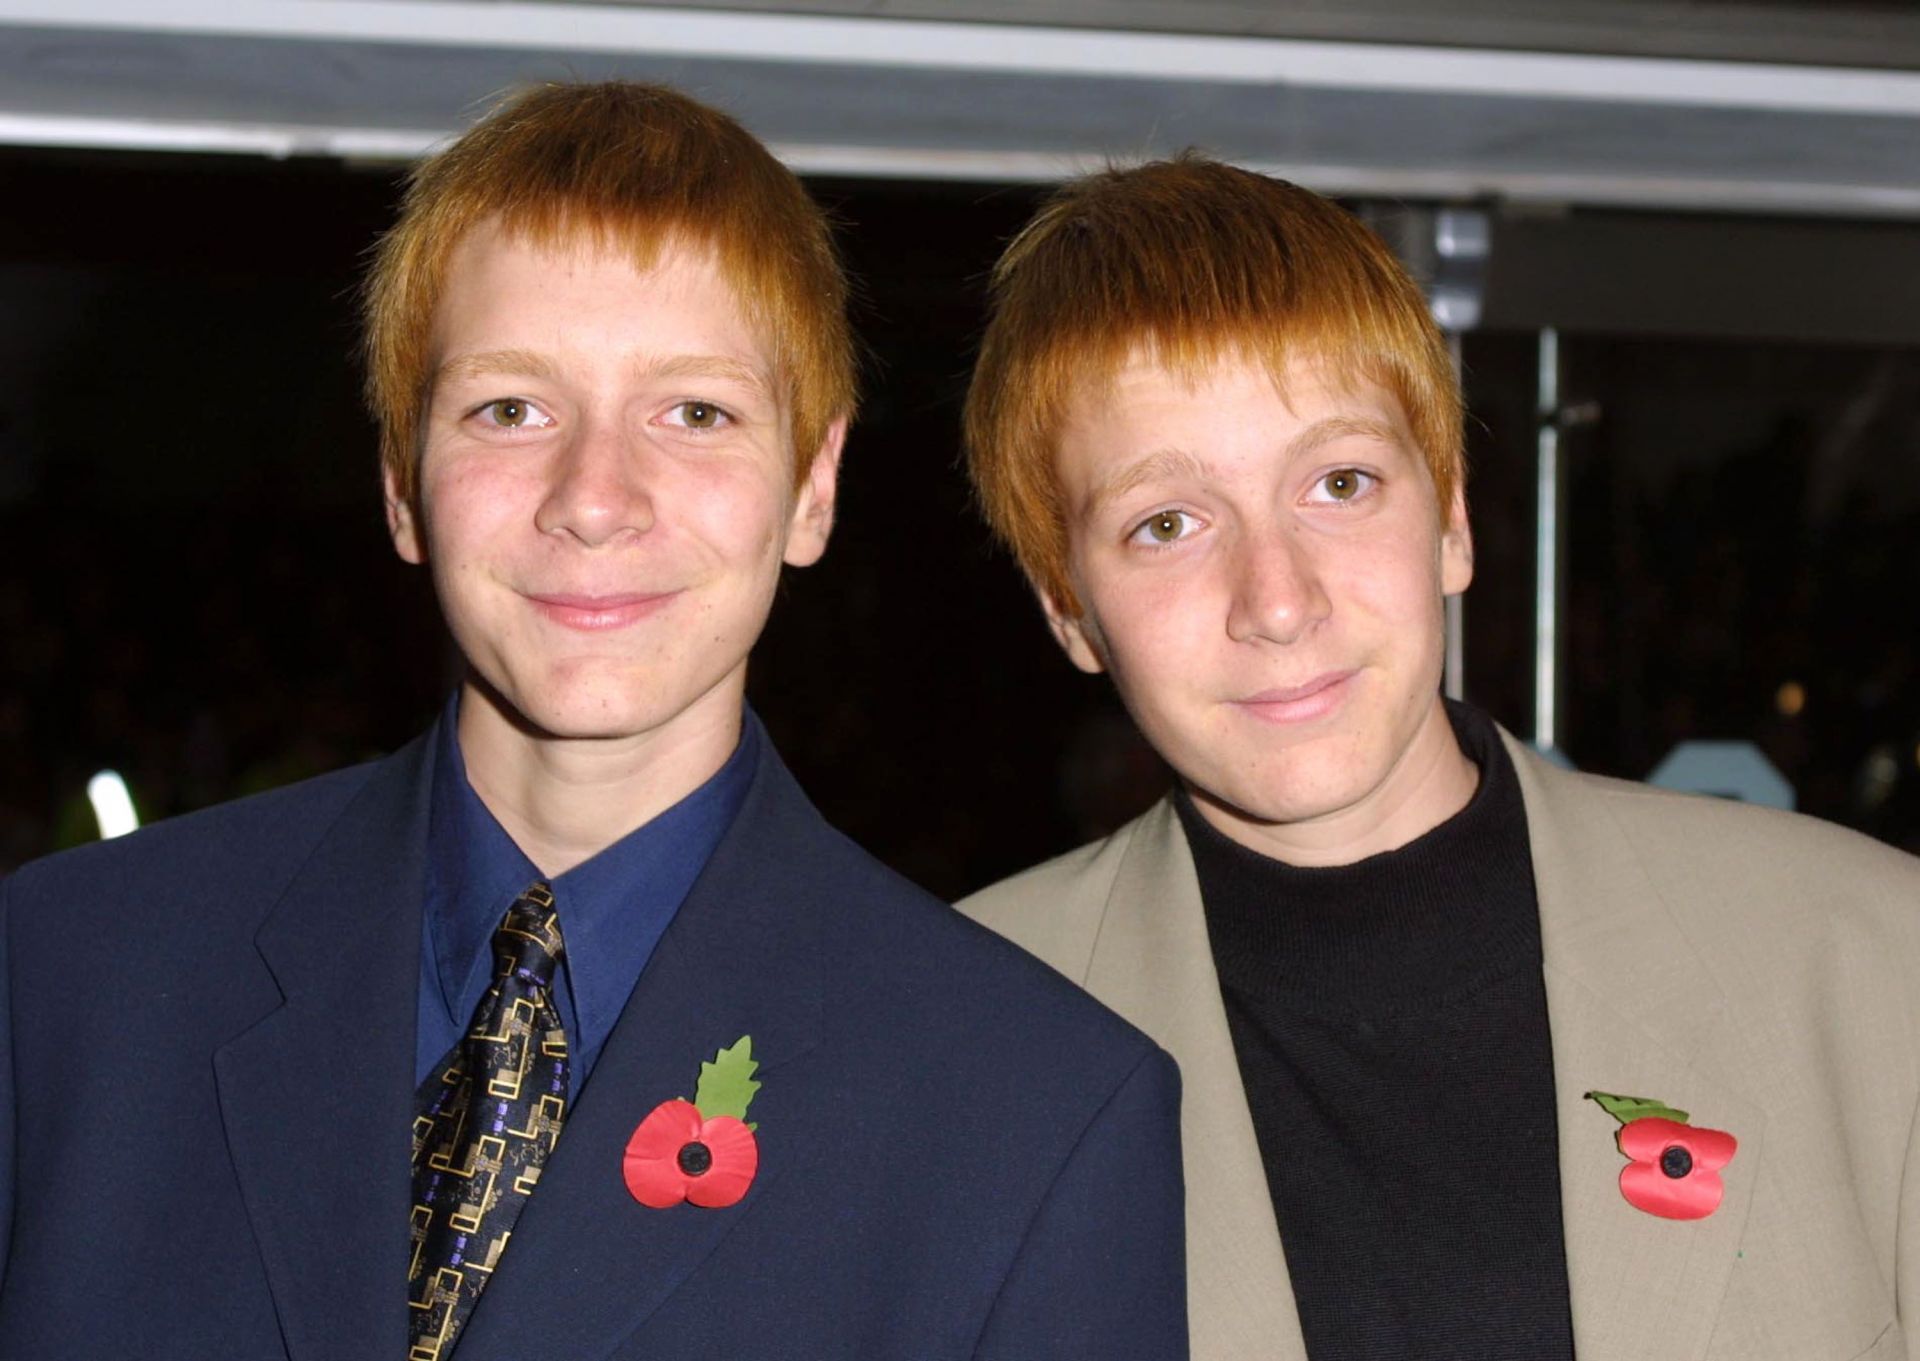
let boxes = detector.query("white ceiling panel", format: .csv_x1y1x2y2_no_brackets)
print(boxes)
0,0,1916,217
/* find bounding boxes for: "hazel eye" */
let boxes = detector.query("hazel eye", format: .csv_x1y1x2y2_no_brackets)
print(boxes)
677,400,724,429
1130,509,1196,546
476,397,552,430
1314,468,1374,502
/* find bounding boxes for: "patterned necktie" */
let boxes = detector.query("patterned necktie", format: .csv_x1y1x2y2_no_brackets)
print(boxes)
408,882,570,1361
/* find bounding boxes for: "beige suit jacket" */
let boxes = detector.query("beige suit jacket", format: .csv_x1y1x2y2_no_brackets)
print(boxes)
961,730,1920,1361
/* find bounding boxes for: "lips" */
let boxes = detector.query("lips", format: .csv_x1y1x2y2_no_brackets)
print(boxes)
524,591,677,631
1232,670,1354,723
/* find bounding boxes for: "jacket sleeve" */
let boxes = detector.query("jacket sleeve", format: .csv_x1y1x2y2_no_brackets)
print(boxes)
0,875,16,1291
972,1045,1188,1361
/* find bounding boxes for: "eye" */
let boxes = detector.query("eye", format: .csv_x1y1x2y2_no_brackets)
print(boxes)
474,397,553,430
666,399,731,430
1308,468,1375,503
1128,508,1199,546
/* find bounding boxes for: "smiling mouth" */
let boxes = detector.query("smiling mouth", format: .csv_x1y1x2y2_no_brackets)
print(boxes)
1232,671,1355,722
525,592,678,631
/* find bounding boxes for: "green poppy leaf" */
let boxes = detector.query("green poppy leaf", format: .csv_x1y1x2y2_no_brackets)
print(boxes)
694,1035,762,1123
1586,1090,1689,1125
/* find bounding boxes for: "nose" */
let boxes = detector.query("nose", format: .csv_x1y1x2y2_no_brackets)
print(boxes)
1225,525,1330,646
533,419,655,546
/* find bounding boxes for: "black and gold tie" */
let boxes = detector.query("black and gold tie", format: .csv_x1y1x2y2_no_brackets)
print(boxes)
407,882,570,1360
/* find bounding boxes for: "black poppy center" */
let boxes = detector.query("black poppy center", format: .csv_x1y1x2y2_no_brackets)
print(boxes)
677,1141,714,1176
1659,1145,1693,1179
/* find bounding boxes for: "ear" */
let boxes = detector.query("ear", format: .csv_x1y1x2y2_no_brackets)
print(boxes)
782,417,845,568
1038,584,1108,676
384,463,425,566
1440,483,1473,597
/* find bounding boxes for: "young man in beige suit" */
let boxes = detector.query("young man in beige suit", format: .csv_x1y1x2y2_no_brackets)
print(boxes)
959,155,1920,1361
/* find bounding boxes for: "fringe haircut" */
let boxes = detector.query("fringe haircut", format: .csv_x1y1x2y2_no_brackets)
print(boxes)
364,81,856,503
964,154,1462,615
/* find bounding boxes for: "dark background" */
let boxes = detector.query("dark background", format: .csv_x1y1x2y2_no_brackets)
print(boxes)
3,149,1916,891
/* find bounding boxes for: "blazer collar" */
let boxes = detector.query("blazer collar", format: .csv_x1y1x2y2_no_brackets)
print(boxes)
1506,731,1767,1361
451,730,827,1359
213,728,435,1361
1085,800,1309,1361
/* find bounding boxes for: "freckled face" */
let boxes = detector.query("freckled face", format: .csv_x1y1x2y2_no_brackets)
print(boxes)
1045,355,1472,848
385,223,839,745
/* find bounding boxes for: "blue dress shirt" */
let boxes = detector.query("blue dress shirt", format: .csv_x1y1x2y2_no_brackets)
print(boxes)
414,693,758,1096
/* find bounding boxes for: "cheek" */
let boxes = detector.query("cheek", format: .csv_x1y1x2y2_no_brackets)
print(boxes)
684,465,794,563
421,460,524,550
1081,574,1212,693
1329,533,1445,623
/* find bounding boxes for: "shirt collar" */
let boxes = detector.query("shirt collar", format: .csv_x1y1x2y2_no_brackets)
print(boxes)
425,692,760,1065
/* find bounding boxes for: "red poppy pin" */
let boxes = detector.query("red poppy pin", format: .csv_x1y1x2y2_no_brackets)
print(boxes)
1586,1090,1737,1221
624,1036,762,1210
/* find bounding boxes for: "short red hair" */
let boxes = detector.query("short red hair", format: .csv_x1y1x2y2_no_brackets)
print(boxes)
965,155,1462,615
364,81,856,504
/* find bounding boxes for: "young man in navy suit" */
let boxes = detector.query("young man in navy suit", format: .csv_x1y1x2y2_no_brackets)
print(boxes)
0,82,1184,1360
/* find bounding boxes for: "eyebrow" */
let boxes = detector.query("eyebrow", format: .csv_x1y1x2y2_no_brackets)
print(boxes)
643,354,775,400
432,349,773,401
1086,448,1214,517
1084,415,1404,517
1288,416,1403,460
435,349,557,385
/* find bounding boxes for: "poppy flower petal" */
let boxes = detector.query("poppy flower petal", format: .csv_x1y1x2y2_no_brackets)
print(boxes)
1618,1116,1692,1162
685,1117,759,1209
623,1099,706,1208
1621,1162,1725,1220
632,1099,704,1154
626,1169,689,1209
1683,1125,1738,1172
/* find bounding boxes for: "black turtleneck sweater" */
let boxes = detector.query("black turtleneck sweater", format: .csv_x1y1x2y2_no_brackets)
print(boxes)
1178,704,1574,1361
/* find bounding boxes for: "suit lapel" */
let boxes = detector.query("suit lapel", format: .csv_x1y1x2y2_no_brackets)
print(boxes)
1084,801,1308,1361
1508,734,1767,1361
453,743,826,1360
213,733,435,1361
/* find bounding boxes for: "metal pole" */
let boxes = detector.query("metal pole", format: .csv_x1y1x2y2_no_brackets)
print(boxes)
1444,330,1466,702
1534,328,1561,750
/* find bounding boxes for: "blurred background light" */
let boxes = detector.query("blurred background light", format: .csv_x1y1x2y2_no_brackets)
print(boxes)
86,769,138,840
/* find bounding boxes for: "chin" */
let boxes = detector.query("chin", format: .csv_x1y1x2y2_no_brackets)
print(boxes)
475,665,664,742
528,708,656,742
1191,749,1388,830
1204,783,1366,832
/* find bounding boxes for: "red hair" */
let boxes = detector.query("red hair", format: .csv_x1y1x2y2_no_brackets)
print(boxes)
965,155,1462,614
364,81,855,503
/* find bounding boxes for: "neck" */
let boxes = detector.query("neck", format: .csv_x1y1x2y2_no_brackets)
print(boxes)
454,679,743,877
1191,697,1480,868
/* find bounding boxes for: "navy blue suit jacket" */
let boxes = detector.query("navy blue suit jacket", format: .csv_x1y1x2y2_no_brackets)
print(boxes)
0,725,1185,1359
